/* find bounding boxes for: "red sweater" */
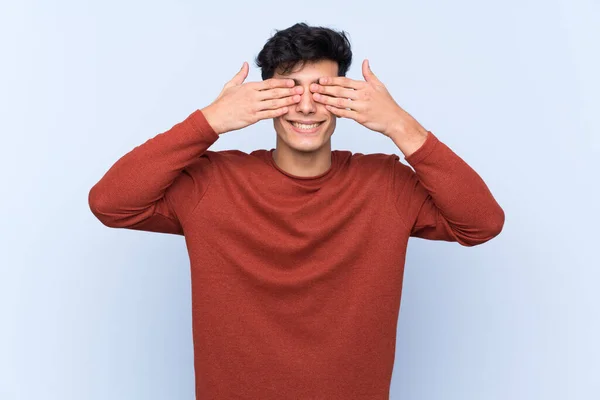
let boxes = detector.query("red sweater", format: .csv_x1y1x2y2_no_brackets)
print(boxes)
89,109,504,399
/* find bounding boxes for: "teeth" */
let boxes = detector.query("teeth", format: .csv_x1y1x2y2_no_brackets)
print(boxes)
291,121,322,130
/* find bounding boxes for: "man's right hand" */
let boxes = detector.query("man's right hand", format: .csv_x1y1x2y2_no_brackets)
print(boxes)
201,62,304,135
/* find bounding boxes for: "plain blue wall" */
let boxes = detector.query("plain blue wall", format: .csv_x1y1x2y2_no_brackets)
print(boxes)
1,0,598,399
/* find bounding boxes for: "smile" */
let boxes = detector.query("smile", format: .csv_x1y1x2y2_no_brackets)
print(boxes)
286,120,325,134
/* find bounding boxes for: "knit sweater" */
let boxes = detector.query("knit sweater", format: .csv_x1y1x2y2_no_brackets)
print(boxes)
88,109,504,399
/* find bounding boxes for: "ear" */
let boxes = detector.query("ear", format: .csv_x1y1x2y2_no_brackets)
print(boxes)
362,59,380,84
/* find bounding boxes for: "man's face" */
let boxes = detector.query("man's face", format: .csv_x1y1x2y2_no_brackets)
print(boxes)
272,60,338,154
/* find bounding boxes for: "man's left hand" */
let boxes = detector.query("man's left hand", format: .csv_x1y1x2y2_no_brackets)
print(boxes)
310,59,428,143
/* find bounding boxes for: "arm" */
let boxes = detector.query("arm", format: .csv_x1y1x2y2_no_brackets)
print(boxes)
88,109,219,235
88,62,304,235
307,59,504,246
392,131,505,246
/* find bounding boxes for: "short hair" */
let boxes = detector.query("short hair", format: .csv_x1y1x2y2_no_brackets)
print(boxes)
255,22,352,80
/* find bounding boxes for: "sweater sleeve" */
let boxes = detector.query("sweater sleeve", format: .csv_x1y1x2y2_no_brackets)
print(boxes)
88,109,220,235
392,131,505,246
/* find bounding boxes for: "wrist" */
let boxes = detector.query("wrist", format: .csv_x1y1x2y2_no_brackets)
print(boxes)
200,104,227,135
388,117,429,158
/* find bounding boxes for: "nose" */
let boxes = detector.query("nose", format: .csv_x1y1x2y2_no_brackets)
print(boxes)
295,85,317,115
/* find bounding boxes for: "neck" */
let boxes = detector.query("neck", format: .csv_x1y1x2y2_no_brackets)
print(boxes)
272,141,332,178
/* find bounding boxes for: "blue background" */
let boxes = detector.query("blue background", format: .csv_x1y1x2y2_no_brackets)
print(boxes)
1,0,598,399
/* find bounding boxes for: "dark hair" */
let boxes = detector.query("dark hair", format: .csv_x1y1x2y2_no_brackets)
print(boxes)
255,22,352,80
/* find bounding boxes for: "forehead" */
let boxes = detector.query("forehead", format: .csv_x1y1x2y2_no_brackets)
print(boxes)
274,60,338,84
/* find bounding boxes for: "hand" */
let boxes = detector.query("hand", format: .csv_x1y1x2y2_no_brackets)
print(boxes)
310,59,423,138
201,62,304,135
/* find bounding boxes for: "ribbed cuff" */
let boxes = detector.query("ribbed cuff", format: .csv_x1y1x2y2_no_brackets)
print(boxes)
188,109,220,141
404,131,439,166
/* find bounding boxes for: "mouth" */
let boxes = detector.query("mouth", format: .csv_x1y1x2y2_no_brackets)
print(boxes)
285,119,326,135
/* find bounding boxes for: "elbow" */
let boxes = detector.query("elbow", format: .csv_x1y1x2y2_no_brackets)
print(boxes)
489,206,505,237
88,185,119,228
88,184,154,229
463,206,505,247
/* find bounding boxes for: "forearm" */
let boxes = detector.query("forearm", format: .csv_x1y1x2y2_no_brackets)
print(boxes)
200,104,228,136
386,111,429,158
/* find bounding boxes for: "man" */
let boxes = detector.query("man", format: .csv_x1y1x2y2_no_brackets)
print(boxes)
89,22,504,400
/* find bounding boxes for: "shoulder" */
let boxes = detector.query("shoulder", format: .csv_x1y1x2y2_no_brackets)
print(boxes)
186,149,270,172
335,149,403,177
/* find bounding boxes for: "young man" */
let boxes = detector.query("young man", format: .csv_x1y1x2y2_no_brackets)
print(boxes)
89,23,504,400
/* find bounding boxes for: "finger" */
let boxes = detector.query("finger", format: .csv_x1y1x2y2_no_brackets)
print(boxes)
255,106,289,121
257,86,303,101
325,104,360,120
312,92,356,110
310,83,358,100
318,76,365,90
259,94,301,111
251,78,295,91
226,62,249,88
362,59,380,84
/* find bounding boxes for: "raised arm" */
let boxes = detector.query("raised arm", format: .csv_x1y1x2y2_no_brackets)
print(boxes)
307,59,504,246
88,62,304,235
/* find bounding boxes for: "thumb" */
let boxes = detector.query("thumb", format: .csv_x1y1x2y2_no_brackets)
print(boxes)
228,62,249,86
362,59,379,83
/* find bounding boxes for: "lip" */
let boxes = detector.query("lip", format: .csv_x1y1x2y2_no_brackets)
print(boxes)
286,119,325,135
288,120,323,124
